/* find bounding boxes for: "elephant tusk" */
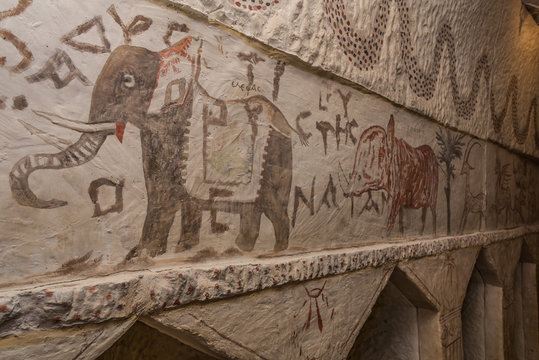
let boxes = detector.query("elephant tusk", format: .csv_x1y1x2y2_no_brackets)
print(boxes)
18,119,69,150
32,110,116,133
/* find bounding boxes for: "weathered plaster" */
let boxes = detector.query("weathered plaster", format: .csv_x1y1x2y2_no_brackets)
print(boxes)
0,227,536,338
164,0,539,157
1,0,538,286
0,0,537,358
0,318,135,360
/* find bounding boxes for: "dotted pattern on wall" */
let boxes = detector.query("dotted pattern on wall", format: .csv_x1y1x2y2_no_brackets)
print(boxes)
323,0,538,148
228,0,280,11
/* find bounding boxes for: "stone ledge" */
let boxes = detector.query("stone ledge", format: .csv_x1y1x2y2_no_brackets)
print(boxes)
0,225,537,338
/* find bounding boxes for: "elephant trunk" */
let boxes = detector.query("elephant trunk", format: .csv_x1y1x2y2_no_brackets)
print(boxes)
9,131,109,208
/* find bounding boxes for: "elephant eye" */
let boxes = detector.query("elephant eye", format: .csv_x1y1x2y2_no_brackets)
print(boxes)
122,74,135,88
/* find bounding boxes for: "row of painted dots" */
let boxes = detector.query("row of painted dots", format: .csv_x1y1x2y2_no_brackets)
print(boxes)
233,0,279,10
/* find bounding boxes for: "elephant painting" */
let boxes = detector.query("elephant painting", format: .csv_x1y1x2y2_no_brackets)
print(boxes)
9,36,308,258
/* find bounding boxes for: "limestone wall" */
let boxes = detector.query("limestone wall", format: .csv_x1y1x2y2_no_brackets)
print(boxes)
171,0,539,157
0,0,537,359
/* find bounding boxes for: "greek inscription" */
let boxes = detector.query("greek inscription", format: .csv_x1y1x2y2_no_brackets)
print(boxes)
292,177,315,228
88,178,124,217
61,16,111,54
231,80,262,94
0,0,32,22
162,21,189,47
26,49,91,88
107,5,152,45
0,29,33,73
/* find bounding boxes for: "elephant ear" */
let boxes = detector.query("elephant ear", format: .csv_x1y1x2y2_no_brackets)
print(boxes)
147,37,199,114
158,37,195,73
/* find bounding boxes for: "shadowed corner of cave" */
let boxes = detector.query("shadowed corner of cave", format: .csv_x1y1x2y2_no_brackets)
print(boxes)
346,268,440,360
461,241,539,360
97,321,219,360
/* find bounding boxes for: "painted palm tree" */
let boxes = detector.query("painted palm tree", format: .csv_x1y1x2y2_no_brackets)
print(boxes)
436,129,465,235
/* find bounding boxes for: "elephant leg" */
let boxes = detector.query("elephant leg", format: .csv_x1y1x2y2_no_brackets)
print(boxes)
176,200,202,252
235,203,262,251
262,199,290,252
131,128,189,259
256,130,292,251
138,199,180,257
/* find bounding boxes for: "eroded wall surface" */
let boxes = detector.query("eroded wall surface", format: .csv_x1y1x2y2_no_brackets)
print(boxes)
0,0,537,359
0,0,538,284
172,0,539,157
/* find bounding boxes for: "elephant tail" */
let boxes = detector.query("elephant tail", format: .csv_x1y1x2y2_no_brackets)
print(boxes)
294,129,310,146
271,109,310,146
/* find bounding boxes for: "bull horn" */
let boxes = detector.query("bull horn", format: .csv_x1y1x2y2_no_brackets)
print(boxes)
33,110,116,133
462,140,482,171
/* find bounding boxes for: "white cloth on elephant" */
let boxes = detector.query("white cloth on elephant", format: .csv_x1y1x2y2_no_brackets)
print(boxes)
146,39,271,202
184,95,271,202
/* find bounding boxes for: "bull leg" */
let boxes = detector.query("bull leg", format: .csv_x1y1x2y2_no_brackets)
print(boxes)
420,207,427,235
235,203,262,251
386,203,400,236
175,200,202,252
263,201,290,252
257,130,292,252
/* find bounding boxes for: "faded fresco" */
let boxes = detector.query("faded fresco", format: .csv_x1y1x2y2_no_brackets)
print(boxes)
0,0,538,284
486,144,539,230
174,0,539,158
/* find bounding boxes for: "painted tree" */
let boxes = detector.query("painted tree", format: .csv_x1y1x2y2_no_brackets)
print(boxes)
436,129,465,235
